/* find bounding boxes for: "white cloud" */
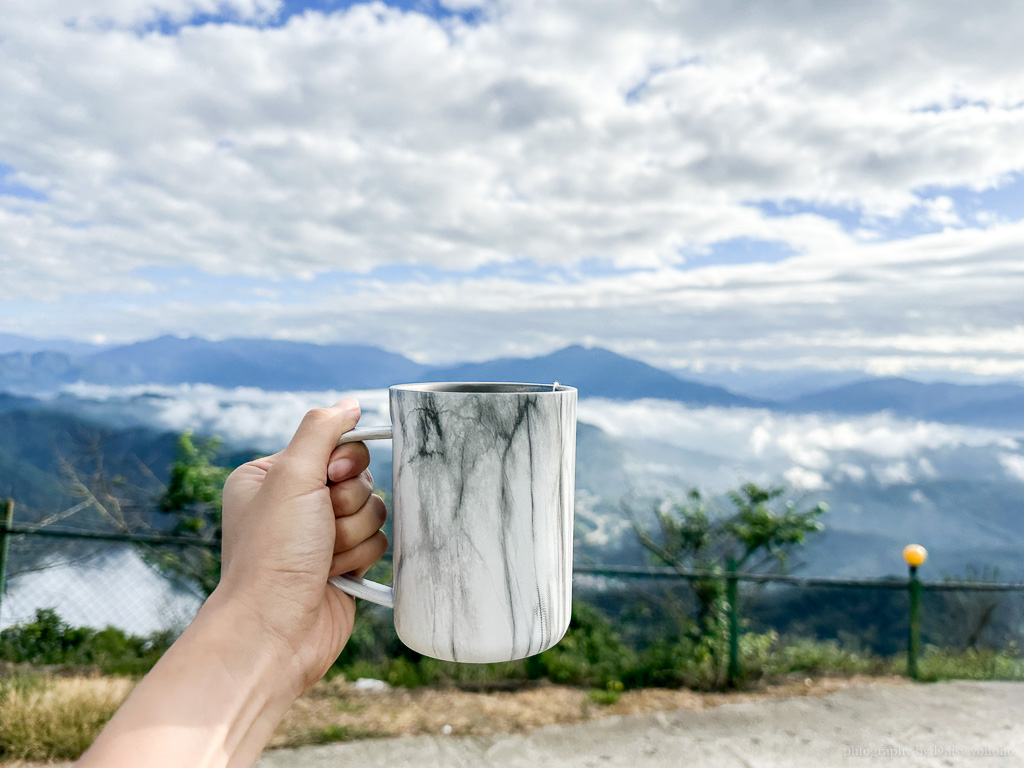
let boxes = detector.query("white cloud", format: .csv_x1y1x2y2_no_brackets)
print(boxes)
3,2,1024,374
576,397,1017,492
998,453,1024,483
50,385,1024,500
784,466,828,491
62,381,391,451
873,461,913,486
838,463,867,482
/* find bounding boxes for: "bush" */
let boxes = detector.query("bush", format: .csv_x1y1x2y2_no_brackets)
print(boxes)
626,634,722,690
760,636,879,678
914,645,1024,682
526,602,636,688
0,608,175,676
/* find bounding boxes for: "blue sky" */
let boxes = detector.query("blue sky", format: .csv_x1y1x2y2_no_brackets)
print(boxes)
2,0,1024,374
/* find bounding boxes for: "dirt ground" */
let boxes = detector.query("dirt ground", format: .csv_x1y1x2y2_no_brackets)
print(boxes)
257,679,1024,768
270,674,903,747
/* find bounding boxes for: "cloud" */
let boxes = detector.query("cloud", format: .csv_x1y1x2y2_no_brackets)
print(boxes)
62,381,392,451
998,453,1024,483
51,383,1024,507
3,1,1024,374
1,548,201,633
577,397,1019,491
784,466,828,491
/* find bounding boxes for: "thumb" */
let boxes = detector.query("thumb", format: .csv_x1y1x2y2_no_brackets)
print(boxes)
278,399,362,483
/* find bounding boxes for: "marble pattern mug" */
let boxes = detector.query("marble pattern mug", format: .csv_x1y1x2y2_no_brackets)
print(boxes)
328,382,577,663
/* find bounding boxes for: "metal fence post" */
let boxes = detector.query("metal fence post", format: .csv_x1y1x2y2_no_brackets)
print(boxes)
726,557,740,687
903,544,927,681
0,498,14,618
907,566,922,680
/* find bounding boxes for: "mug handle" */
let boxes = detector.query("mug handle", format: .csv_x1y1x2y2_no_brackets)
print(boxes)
326,426,396,610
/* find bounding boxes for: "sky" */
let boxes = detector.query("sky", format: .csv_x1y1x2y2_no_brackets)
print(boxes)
2,0,1024,376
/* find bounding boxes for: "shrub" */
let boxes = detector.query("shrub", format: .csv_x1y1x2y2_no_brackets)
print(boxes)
626,634,723,690
913,645,1024,682
588,680,624,705
0,608,175,676
760,636,878,678
527,602,636,688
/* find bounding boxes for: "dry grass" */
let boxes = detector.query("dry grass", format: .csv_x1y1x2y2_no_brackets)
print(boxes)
271,674,904,748
0,672,904,763
0,676,134,762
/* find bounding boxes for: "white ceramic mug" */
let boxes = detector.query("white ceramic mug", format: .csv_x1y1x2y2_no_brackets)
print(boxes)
328,382,577,663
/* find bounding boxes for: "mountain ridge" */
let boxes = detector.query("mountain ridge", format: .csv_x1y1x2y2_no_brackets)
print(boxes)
1,337,1024,426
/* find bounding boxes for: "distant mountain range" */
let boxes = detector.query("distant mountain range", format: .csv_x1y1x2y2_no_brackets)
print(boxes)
1,334,1022,590
2,334,1024,427
0,336,760,407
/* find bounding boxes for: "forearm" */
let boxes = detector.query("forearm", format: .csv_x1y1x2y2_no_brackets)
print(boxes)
77,589,302,768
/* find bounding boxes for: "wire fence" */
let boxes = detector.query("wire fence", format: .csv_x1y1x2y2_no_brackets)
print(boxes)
3,502,1024,682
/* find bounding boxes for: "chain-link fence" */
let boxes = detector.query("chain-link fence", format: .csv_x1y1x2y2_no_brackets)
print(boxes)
576,572,1024,652
3,505,1023,682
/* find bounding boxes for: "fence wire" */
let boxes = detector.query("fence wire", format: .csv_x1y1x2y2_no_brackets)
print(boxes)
2,523,1023,670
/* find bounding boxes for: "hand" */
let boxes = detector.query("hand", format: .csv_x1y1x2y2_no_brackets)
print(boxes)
78,398,388,768
216,397,389,691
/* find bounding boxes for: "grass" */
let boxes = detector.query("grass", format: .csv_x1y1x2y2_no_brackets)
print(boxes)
914,646,1024,682
0,674,134,761
588,680,625,706
1,638,1022,762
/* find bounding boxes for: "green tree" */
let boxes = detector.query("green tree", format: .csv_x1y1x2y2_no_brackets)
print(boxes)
149,432,232,596
636,483,827,641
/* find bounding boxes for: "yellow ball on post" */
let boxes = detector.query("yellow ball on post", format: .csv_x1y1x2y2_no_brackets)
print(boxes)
903,544,928,568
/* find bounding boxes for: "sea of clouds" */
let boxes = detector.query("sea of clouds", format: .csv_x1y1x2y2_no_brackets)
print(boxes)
8,382,1023,631
60,382,1024,494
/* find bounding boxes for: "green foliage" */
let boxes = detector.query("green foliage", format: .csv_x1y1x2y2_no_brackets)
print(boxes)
636,483,827,649
0,608,174,675
913,644,1024,682
754,634,879,678
588,679,624,705
150,431,232,596
317,724,351,743
626,634,725,690
527,602,636,688
724,484,827,570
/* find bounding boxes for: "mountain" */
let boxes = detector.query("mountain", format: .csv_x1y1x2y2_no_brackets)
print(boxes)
783,377,1024,427
672,366,872,401
0,333,103,357
426,345,765,406
0,337,427,392
0,339,765,407
0,406,259,576
0,351,79,392
5,336,1024,427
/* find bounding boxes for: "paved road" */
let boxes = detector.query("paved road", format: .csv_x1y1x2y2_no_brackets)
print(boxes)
257,681,1023,768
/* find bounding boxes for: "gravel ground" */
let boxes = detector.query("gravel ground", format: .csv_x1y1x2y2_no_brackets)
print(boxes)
257,681,1024,768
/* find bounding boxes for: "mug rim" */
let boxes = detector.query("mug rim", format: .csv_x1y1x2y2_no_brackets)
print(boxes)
390,381,576,395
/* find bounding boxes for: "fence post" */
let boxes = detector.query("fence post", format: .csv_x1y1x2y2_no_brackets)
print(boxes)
903,544,927,680
726,557,740,687
0,498,13,618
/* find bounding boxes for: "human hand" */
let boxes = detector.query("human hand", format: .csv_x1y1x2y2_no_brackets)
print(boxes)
78,398,388,768
216,397,388,692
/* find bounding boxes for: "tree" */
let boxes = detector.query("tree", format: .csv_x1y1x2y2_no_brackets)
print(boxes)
635,483,827,641
149,432,232,596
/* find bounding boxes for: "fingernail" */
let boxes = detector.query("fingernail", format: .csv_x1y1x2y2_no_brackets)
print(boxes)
337,397,360,412
328,457,356,481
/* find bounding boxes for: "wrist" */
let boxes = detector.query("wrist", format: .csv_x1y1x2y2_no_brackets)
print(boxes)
198,586,308,705
77,588,305,768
